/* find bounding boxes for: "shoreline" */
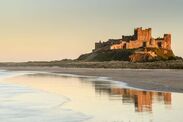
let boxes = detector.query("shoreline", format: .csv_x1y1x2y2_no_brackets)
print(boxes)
1,66,183,93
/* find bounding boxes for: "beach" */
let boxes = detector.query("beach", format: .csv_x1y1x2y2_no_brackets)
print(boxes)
1,69,182,122
1,66,183,93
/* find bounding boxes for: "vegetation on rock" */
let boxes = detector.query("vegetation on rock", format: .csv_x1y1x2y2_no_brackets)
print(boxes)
77,48,176,62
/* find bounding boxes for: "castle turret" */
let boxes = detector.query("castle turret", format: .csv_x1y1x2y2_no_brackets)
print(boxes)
163,34,171,50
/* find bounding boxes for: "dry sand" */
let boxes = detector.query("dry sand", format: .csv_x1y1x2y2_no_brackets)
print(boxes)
1,66,183,93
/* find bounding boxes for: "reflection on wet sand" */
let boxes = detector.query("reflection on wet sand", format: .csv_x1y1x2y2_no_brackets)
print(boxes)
19,74,172,113
4,73,172,114
93,81,171,112
112,88,171,112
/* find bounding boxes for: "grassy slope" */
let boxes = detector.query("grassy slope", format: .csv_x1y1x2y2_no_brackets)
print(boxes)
78,48,176,62
78,49,135,61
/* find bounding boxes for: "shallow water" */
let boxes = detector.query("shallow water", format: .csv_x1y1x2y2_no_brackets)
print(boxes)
0,71,183,122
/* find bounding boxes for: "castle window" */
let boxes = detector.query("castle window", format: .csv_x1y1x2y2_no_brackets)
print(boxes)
158,42,162,48
123,44,127,49
143,42,147,47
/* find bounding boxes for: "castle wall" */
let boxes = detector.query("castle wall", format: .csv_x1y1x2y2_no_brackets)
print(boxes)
95,42,103,49
110,42,127,49
110,43,123,49
128,40,143,49
148,39,158,48
122,35,135,41
155,34,171,50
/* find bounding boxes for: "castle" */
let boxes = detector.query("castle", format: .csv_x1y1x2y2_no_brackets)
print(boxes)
94,27,171,52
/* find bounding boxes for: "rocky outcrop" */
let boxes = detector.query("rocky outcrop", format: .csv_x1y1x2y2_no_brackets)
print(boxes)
78,48,175,62
129,53,154,62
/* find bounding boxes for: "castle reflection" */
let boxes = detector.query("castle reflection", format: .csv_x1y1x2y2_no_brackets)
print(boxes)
111,88,171,112
93,81,171,112
22,74,172,113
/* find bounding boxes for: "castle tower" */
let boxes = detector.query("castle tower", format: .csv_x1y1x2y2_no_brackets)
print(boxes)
134,27,152,42
163,34,171,50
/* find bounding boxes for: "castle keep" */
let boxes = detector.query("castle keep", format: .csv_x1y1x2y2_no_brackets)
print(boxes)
94,27,171,52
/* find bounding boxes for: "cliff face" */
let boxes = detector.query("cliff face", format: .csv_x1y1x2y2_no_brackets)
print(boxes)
129,48,175,62
129,53,154,62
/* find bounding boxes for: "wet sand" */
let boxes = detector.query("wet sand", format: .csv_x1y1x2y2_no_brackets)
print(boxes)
1,66,183,93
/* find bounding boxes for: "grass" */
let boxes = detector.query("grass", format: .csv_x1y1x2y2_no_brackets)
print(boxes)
78,49,135,61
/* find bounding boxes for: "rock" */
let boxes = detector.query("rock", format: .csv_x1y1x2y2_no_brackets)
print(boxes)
129,53,154,62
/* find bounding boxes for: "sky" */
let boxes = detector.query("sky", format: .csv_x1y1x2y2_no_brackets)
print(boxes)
0,0,183,62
